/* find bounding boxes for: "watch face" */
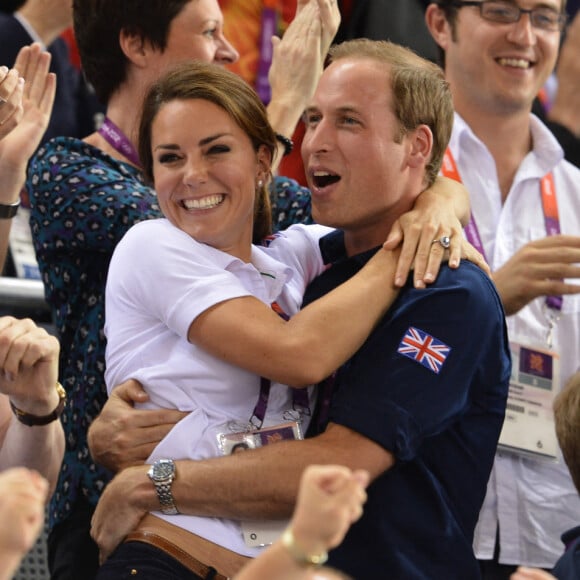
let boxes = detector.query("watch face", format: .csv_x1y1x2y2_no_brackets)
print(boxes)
152,460,174,481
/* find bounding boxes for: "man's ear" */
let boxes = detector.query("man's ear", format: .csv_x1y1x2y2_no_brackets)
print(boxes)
407,125,433,170
425,4,452,52
119,29,149,69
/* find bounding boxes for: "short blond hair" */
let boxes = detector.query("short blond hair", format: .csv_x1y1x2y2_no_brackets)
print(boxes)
554,371,580,493
328,39,453,188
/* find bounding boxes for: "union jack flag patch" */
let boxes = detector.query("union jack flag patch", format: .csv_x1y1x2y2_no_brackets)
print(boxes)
397,326,451,374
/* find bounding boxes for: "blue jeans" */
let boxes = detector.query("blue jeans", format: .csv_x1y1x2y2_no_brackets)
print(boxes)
95,541,214,580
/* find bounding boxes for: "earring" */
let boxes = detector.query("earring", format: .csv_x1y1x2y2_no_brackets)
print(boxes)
257,179,264,188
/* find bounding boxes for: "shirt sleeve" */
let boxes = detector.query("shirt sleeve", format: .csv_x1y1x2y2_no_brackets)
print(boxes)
263,224,332,294
329,263,510,462
106,220,253,340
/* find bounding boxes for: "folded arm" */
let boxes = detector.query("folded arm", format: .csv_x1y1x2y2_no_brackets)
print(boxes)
91,422,393,560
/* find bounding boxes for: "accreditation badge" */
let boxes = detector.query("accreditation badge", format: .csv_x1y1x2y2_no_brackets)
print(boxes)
216,420,303,548
498,339,559,461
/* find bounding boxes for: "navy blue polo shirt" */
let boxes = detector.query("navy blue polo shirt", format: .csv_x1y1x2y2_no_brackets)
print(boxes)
552,526,580,580
303,231,511,579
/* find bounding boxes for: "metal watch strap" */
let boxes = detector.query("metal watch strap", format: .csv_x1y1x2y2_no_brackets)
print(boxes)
156,479,178,515
148,459,179,515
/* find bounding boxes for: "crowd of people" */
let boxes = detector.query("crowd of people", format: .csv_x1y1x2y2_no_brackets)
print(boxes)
0,1,578,579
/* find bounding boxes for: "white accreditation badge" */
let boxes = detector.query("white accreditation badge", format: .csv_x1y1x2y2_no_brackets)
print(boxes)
498,339,559,461
216,420,303,548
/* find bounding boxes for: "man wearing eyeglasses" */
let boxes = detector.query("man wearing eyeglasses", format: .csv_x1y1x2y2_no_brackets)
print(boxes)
426,2,580,578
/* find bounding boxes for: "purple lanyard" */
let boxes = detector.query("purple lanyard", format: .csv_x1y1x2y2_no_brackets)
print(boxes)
98,117,141,167
256,1,279,104
442,148,563,312
250,301,310,428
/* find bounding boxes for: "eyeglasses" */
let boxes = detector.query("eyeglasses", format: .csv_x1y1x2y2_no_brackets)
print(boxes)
446,1,567,32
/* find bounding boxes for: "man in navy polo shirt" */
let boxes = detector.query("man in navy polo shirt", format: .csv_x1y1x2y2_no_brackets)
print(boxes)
90,39,511,579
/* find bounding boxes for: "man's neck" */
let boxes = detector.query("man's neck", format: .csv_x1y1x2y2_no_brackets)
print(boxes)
342,192,420,257
456,105,533,203
343,217,401,258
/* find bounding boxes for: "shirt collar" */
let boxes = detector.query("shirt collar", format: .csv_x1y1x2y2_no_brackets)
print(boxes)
451,111,565,179
319,229,380,266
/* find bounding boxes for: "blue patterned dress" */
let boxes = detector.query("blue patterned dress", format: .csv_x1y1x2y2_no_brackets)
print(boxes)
27,137,162,530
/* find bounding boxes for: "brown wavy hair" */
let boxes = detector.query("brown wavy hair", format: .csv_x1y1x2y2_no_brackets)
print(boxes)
138,61,277,243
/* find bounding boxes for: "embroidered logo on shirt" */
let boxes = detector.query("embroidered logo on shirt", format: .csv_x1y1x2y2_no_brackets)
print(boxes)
397,326,451,374
261,233,283,247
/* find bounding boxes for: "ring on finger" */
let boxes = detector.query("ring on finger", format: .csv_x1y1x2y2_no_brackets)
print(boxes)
431,235,451,249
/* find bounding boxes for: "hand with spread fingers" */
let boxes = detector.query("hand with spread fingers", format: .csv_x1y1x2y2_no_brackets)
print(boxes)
0,42,55,270
267,0,340,165
88,379,188,472
0,43,56,199
384,175,489,288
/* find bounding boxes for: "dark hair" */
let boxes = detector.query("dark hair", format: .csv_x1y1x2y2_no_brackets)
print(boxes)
328,39,454,188
72,0,190,103
138,61,277,243
432,0,568,67
0,0,26,13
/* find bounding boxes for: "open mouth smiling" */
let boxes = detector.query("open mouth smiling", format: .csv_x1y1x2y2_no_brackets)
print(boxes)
181,194,225,210
312,171,341,189
496,57,533,69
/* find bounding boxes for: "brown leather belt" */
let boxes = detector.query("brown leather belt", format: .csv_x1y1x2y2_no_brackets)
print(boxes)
124,514,250,579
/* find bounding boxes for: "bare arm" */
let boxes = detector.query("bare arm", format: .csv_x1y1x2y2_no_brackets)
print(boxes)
88,380,187,472
90,422,393,560
492,234,580,315
234,465,369,580
267,0,340,169
93,181,476,470
188,245,400,387
17,0,73,47
0,44,56,270
0,317,64,494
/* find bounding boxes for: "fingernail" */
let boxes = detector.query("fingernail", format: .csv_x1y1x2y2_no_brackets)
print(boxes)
423,273,434,283
0,66,7,75
394,275,403,287
414,280,425,289
18,77,25,86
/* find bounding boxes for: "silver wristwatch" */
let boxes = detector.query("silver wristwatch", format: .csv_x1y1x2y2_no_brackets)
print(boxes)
147,459,179,515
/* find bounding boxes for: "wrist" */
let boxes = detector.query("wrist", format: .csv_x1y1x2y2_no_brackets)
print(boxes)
125,466,157,513
0,199,20,219
10,382,66,426
267,97,303,138
281,526,328,567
